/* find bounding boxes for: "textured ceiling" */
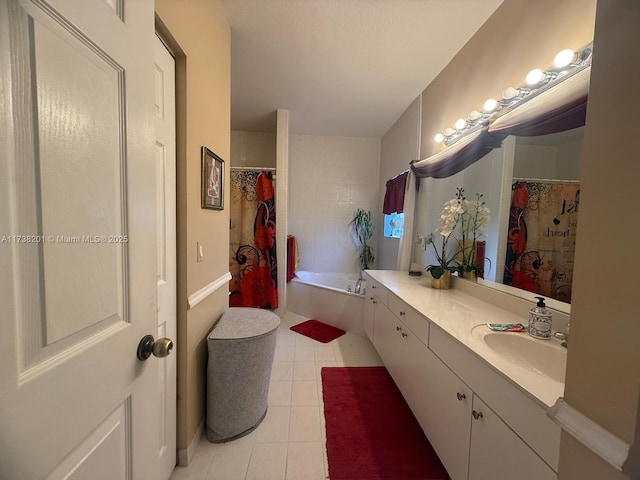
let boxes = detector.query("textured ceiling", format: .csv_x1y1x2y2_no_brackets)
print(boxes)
221,0,503,138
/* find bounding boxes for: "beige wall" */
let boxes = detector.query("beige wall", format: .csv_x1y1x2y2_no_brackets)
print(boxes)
420,0,596,160
559,1,640,478
230,131,276,169
155,0,231,456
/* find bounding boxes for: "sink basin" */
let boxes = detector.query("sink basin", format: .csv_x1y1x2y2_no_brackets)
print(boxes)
471,325,567,383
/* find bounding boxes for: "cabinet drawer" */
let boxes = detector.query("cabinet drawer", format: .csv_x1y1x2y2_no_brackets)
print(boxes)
429,324,560,472
388,293,429,345
363,272,388,305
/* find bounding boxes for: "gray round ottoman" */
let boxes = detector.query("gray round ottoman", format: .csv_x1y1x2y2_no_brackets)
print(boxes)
206,307,280,442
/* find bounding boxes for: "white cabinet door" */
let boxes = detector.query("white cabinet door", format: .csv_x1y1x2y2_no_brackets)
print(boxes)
421,348,472,480
373,303,403,384
469,395,556,480
363,294,376,342
397,325,430,425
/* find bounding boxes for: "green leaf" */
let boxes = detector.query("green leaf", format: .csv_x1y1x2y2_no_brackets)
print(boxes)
427,265,445,279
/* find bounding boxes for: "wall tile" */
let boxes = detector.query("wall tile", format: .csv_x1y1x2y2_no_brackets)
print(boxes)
290,135,380,274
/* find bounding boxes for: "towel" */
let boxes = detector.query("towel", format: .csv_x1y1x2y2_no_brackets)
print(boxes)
287,235,299,282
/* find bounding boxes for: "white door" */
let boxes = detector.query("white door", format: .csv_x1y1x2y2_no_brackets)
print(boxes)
154,35,177,478
0,0,167,478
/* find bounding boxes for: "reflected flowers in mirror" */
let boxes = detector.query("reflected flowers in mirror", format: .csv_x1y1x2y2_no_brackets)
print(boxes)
458,191,491,279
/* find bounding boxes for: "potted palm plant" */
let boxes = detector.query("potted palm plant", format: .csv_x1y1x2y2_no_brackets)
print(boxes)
349,208,375,271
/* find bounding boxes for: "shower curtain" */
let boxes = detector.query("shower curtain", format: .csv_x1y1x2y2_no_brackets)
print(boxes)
503,181,580,303
229,171,278,309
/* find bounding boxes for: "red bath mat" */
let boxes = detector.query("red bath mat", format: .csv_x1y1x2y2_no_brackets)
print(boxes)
322,366,450,480
289,319,346,343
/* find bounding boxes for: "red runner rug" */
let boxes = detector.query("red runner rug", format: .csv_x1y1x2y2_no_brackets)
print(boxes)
322,366,450,480
289,319,346,343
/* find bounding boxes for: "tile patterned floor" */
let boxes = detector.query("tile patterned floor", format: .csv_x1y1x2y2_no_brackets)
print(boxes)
169,311,383,480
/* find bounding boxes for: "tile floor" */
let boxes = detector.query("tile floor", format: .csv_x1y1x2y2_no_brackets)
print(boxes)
169,311,383,480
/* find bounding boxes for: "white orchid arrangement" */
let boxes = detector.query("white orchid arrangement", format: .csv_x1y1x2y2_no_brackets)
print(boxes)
425,188,465,279
425,187,491,279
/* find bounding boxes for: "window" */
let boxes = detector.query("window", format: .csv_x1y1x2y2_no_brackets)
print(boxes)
383,212,404,238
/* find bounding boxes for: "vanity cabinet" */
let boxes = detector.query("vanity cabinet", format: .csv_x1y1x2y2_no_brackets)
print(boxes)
429,323,561,472
372,295,432,423
363,271,561,480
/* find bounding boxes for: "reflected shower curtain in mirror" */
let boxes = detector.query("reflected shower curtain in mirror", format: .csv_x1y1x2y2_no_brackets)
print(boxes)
229,171,278,309
503,181,579,303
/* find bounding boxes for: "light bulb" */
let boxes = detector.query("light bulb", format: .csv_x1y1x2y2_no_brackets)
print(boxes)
434,133,444,143
483,98,498,112
502,87,519,100
468,110,482,121
526,69,545,85
454,118,466,130
554,49,575,68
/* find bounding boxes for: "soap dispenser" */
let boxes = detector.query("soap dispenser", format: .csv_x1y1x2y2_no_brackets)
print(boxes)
528,296,552,340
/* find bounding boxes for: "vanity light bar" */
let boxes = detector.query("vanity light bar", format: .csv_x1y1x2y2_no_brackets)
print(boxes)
434,42,593,146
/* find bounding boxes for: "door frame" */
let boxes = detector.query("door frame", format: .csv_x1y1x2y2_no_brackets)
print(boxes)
154,15,189,464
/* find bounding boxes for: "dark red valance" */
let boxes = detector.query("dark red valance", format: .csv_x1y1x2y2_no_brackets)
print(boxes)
383,171,408,214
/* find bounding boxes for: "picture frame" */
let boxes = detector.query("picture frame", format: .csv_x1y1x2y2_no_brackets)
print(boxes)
201,146,224,210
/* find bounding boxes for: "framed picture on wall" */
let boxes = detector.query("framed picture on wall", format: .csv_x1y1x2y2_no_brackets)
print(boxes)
201,146,224,210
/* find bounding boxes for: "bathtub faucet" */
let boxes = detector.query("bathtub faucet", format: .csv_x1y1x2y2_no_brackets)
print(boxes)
354,278,364,294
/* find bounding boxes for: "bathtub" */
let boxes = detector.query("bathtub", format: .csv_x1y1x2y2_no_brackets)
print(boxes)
287,271,366,338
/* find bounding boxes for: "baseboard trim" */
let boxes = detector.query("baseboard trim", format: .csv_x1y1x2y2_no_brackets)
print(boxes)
548,397,630,472
177,418,205,466
187,272,231,309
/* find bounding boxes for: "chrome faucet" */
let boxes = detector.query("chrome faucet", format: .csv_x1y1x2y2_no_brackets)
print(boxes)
354,278,364,294
554,323,570,347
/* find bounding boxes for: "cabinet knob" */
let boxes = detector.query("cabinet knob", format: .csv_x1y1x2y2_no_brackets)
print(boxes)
399,311,406,316
371,285,377,289
472,410,483,420
456,392,466,401
372,300,377,304
401,332,408,338
396,326,402,332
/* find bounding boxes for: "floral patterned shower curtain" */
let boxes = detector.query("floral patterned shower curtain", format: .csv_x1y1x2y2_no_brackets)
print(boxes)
229,171,278,309
503,181,580,303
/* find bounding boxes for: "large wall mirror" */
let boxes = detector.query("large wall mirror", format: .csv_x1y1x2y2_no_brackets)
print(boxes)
411,44,592,314
413,126,584,314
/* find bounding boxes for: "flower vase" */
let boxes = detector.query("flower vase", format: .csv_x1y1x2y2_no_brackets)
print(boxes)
431,270,451,290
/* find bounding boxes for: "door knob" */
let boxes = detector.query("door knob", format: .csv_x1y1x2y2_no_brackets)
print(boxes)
472,410,483,420
137,334,174,361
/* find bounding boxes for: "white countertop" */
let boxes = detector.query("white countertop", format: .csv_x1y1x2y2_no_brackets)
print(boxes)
365,270,565,409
